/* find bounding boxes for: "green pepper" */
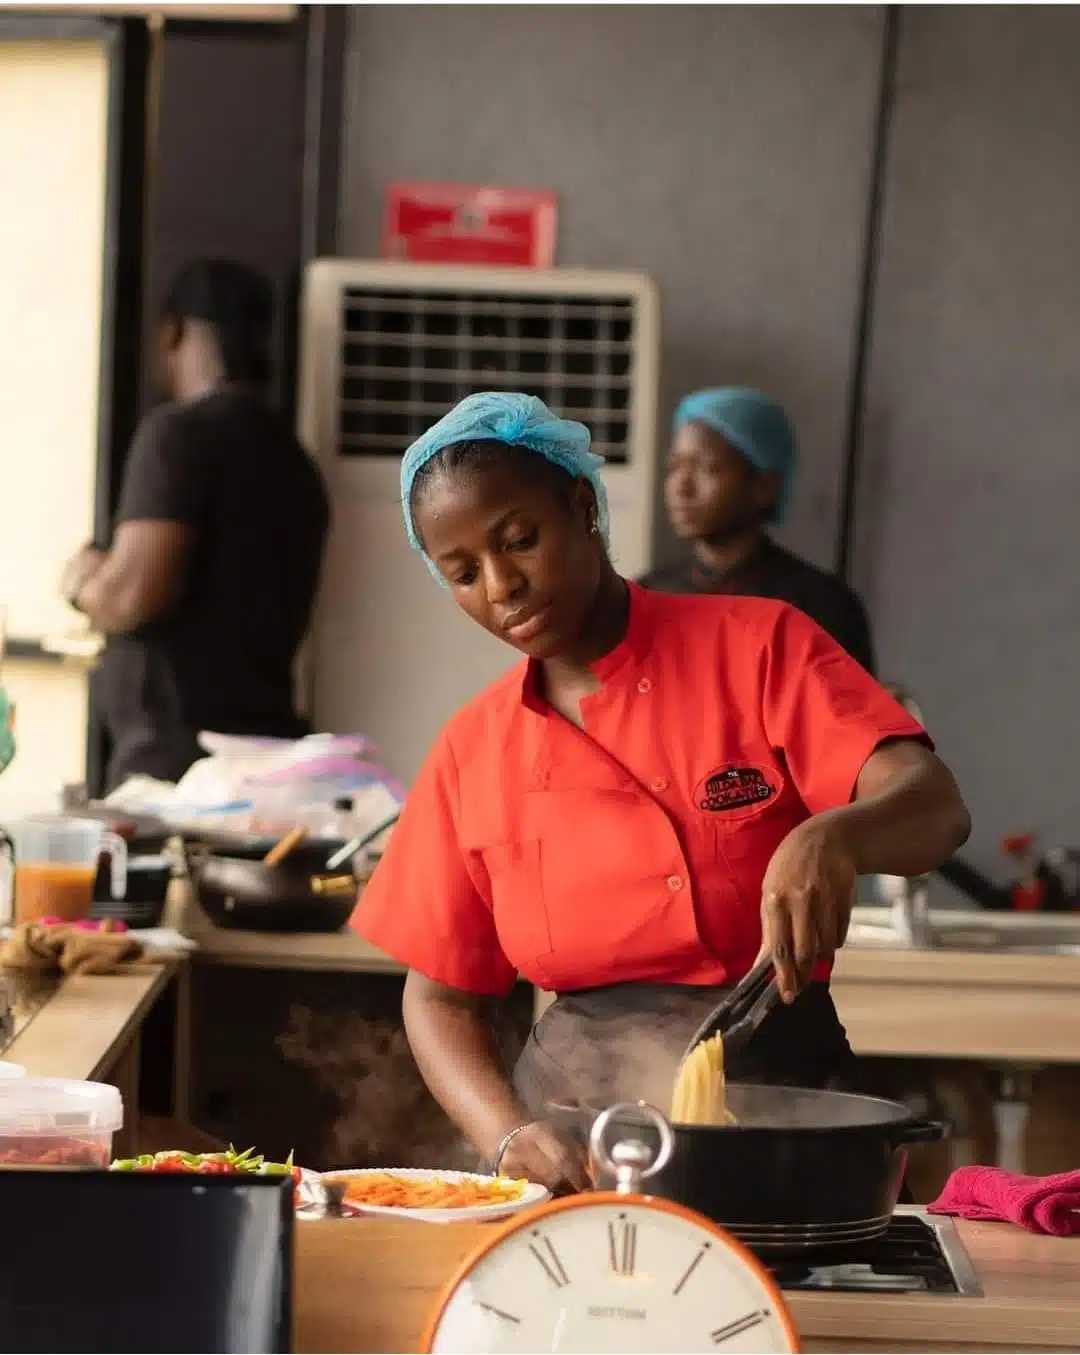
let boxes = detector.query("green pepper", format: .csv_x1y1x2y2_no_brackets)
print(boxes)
110,1144,301,1174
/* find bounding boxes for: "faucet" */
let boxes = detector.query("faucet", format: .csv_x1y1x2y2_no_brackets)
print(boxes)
875,683,934,946
887,874,933,948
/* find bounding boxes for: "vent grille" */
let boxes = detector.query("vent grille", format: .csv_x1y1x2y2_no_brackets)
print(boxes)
337,287,636,463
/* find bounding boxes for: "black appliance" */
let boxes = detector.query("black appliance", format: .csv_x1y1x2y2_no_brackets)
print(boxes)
0,1170,293,1352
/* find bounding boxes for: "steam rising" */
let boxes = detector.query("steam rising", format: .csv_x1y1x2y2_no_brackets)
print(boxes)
276,990,714,1170
277,1002,526,1170
520,1002,692,1117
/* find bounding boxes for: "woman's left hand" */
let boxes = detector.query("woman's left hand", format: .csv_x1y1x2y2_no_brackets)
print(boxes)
759,817,856,1004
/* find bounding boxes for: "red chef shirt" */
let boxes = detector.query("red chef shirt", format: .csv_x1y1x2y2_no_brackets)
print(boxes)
352,583,929,996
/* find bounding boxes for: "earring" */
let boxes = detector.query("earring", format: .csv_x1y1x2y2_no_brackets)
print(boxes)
589,518,600,536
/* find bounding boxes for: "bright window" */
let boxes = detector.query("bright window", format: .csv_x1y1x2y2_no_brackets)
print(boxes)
0,37,109,810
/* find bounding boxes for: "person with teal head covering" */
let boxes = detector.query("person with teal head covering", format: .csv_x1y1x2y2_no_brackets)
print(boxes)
401,391,611,584
640,387,875,673
348,389,970,1198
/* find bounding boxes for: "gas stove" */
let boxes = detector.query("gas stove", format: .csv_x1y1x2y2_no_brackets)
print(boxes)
769,1208,982,1296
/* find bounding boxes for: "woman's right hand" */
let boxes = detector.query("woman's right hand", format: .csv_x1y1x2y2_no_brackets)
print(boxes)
499,1121,592,1195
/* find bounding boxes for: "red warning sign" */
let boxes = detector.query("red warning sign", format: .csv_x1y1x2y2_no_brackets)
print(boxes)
382,181,558,268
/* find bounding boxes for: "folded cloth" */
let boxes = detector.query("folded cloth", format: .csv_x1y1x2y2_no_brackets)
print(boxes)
0,920,161,976
928,1164,1080,1236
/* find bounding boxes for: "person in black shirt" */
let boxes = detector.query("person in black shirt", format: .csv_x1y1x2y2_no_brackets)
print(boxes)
60,259,330,790
639,386,875,672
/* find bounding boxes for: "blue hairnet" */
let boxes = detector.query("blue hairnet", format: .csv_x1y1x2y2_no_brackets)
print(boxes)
673,387,797,524
401,392,611,583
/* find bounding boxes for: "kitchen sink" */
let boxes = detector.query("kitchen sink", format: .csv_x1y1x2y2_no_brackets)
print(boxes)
845,905,1080,955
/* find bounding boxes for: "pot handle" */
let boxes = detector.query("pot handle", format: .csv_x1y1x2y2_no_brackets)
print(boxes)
895,1117,951,1146
590,1102,675,1195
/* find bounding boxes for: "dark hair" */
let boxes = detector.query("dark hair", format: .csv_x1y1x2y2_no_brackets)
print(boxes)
409,438,577,512
161,258,274,385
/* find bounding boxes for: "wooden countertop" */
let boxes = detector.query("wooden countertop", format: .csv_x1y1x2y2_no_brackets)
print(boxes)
293,1214,1080,1353
164,879,402,974
169,875,1080,1061
182,912,402,974
834,943,1080,989
4,965,171,1080
831,946,1080,1063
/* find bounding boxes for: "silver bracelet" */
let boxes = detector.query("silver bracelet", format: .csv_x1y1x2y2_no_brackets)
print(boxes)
490,1122,531,1175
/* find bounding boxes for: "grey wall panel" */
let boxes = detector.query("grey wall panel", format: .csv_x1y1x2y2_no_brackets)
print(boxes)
852,8,1080,867
337,4,884,568
147,24,305,411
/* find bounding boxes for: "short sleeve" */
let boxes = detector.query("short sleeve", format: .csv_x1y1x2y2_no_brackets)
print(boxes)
115,407,206,525
349,733,517,996
761,605,931,815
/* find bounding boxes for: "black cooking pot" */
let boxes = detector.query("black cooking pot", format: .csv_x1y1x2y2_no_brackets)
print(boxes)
187,840,358,933
551,1085,947,1257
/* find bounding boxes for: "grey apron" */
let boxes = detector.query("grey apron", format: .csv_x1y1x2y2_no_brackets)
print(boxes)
512,980,858,1117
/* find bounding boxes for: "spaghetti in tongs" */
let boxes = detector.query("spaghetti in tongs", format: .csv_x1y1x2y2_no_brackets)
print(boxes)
671,956,781,1125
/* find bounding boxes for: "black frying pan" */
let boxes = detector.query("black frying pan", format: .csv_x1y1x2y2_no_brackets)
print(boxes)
549,1085,947,1257
185,813,398,933
186,839,359,933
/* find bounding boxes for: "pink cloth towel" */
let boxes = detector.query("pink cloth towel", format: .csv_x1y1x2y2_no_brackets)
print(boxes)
928,1165,1080,1236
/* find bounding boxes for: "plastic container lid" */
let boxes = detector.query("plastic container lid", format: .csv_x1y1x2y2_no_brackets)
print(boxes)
0,1077,123,1135
0,1063,25,1080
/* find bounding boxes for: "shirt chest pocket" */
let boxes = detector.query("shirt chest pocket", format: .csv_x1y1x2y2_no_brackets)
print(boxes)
475,837,552,981
476,788,678,987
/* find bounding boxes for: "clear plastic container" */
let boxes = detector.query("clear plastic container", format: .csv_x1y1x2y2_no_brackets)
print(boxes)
0,1076,123,1167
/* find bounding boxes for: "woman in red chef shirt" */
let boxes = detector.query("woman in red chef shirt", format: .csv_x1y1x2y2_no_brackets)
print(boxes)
352,392,971,1195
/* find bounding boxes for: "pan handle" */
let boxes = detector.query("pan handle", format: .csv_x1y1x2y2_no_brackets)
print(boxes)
182,841,209,878
894,1117,951,1146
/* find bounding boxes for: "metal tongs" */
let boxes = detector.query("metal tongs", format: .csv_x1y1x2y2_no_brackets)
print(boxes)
677,955,781,1069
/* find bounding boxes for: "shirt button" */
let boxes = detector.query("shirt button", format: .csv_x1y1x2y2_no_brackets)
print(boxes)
666,874,684,892
637,677,653,694
650,777,668,792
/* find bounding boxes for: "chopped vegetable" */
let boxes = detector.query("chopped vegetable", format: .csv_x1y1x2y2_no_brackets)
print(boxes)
324,1171,527,1211
110,1144,303,1187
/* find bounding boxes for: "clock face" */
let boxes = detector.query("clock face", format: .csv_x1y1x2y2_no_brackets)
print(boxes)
426,1196,798,1354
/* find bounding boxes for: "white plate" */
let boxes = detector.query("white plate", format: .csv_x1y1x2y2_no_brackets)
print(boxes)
302,1167,550,1223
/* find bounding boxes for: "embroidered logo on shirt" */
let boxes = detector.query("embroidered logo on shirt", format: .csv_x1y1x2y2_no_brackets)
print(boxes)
695,764,777,814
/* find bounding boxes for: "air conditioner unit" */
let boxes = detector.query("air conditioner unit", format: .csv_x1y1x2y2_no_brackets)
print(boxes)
297,260,662,782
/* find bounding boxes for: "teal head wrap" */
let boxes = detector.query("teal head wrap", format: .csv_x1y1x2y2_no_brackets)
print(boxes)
401,392,610,584
673,387,797,524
